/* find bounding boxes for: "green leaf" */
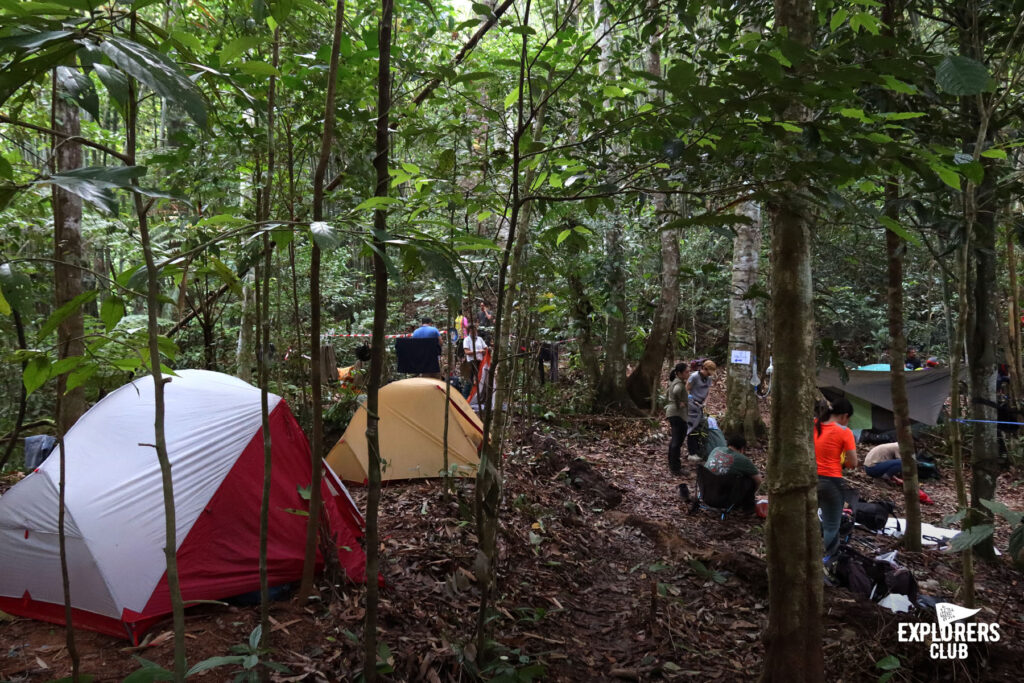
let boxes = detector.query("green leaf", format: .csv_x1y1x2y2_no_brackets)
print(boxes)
504,86,520,109
980,498,1024,526
50,356,83,378
0,41,77,109
880,74,917,94
0,154,11,180
65,363,97,392
99,37,207,128
99,295,125,332
55,65,99,119
0,263,33,313
219,36,262,66
92,63,130,111
186,656,245,676
208,256,243,296
111,357,141,371
949,524,994,552
829,8,849,32
980,148,1006,159
452,71,494,84
930,163,961,190
882,111,925,121
0,29,73,53
310,221,341,250
354,196,399,211
237,61,280,77
556,229,571,245
1010,524,1024,562
38,165,149,214
0,287,10,316
935,55,991,97
942,508,968,525
38,290,98,341
875,655,900,671
23,355,50,394
879,216,921,246
249,624,262,650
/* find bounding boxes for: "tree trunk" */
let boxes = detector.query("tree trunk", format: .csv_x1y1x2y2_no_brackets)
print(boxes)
51,72,87,433
595,221,634,412
884,179,921,551
760,0,823,679
127,22,187,675
1006,226,1022,403
257,26,280,651
967,170,999,561
237,275,255,383
363,0,392,678
566,272,601,387
625,4,678,411
723,202,766,441
299,0,346,600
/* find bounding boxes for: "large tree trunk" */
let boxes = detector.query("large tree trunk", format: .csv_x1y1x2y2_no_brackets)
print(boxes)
760,0,823,679
967,170,999,561
51,73,87,433
722,202,766,441
594,222,633,411
884,179,921,551
625,4,678,410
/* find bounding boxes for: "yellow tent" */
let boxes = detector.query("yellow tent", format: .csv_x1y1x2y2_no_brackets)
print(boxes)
325,378,483,483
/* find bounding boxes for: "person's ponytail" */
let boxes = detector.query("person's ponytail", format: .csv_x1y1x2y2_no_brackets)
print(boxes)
815,397,854,435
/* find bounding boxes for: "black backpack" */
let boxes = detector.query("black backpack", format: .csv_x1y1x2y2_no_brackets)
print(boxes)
853,499,897,532
833,545,919,604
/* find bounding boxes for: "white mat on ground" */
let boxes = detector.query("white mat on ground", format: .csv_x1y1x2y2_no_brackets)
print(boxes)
883,518,958,547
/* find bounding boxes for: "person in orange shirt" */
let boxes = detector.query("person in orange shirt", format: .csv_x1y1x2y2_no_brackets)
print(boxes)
814,397,858,559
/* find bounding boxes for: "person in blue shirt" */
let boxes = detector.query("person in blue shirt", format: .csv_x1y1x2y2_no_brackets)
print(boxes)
412,318,441,339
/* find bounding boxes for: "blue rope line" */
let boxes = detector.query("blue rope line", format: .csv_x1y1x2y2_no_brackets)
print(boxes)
953,418,1024,426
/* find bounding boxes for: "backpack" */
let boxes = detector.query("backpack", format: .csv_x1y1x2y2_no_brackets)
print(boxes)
916,460,941,480
833,545,919,604
853,499,896,532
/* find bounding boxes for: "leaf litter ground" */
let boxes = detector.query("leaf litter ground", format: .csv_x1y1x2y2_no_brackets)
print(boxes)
3,379,1024,681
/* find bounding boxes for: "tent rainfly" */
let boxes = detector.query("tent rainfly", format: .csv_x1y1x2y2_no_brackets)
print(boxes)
0,370,366,642
816,366,953,437
326,378,483,483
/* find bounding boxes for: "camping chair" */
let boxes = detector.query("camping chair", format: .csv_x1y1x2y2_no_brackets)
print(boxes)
689,465,757,520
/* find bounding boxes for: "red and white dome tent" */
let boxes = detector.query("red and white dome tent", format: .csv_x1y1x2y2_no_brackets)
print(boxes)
0,370,366,642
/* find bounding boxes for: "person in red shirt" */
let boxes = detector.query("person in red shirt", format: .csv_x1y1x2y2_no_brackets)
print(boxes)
814,397,858,558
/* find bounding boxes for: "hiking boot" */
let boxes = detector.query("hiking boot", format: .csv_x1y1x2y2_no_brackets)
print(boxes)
678,483,690,501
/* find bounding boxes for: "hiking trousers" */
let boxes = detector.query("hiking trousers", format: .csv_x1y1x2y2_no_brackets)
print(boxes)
865,460,903,479
667,416,686,474
817,475,845,557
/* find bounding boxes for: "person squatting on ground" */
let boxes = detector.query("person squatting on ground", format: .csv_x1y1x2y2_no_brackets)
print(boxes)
685,360,717,455
664,362,689,475
814,397,858,559
704,434,762,512
863,441,903,479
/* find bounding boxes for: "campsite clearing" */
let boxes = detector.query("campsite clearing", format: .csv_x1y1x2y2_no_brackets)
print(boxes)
3,380,1024,681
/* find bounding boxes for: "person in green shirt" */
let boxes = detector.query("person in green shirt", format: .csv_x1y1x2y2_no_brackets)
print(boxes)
703,434,762,512
664,362,689,475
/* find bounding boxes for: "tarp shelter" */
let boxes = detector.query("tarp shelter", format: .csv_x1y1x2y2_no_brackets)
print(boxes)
0,370,365,642
817,366,952,436
326,378,482,483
